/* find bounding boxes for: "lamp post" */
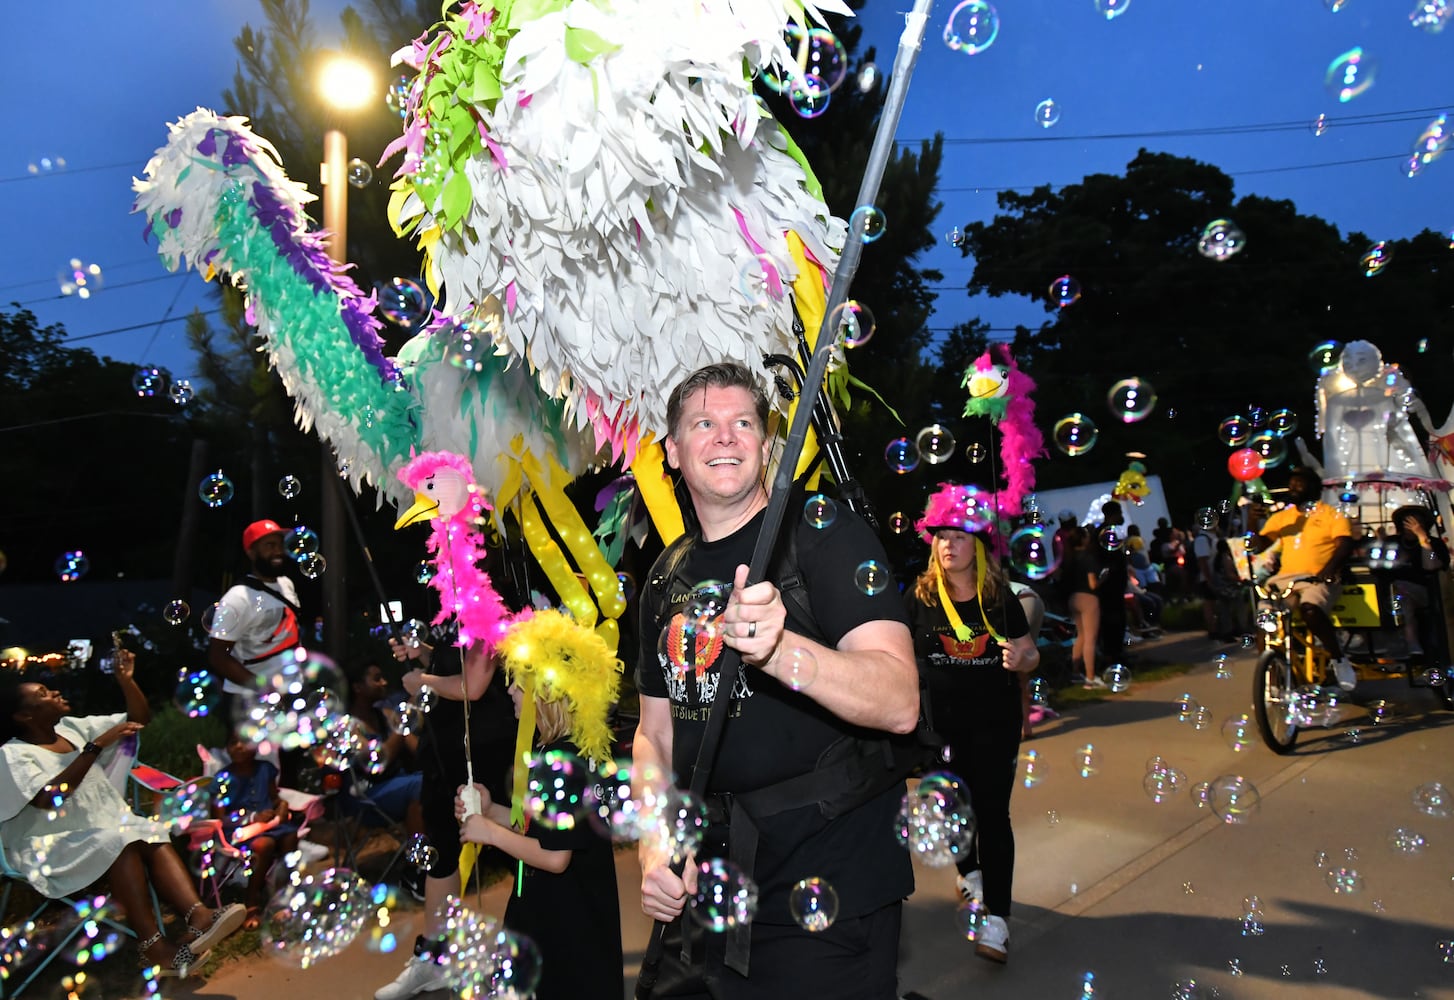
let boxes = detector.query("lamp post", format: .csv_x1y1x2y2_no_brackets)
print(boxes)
317,53,376,666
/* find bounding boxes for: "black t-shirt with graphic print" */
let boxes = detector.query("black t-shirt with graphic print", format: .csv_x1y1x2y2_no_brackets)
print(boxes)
636,505,914,924
906,589,1028,736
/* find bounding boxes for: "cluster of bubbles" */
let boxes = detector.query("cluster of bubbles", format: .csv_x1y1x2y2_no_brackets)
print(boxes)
347,157,374,188
57,258,103,298
153,778,213,832
895,772,975,866
232,648,347,752
1239,894,1267,936
691,858,759,931
438,897,543,997
1197,219,1245,261
375,278,429,327
1325,47,1377,103
55,550,89,583
1143,755,1187,804
760,24,848,119
1284,684,1343,728
198,469,235,508
261,868,374,968
1175,692,1211,730
1411,0,1453,32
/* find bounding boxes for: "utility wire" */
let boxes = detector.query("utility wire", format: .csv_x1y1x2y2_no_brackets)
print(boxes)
10,271,194,307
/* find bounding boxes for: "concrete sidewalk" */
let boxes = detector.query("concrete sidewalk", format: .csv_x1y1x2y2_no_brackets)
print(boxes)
182,634,1454,999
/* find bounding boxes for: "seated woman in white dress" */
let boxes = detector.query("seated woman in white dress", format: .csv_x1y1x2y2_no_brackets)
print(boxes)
0,649,245,976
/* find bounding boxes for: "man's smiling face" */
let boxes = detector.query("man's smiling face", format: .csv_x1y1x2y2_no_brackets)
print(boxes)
664,384,770,509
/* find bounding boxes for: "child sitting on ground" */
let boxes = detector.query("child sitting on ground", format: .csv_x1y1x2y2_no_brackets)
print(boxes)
214,731,299,929
455,610,623,1000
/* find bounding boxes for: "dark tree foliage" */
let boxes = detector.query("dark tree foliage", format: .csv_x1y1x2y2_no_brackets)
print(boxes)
955,149,1454,523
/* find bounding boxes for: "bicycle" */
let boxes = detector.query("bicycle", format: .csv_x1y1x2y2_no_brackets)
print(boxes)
1252,571,1454,753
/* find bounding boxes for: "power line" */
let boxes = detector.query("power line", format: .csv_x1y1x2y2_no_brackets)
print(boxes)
10,271,195,307
0,257,163,293
0,158,147,185
61,308,223,344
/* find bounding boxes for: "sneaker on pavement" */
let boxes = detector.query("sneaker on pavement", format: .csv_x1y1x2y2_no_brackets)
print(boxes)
375,954,447,1000
1083,676,1108,690
975,914,1009,963
955,870,984,905
1331,657,1356,692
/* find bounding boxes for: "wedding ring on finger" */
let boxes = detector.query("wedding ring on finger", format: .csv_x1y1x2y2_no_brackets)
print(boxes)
747,621,757,639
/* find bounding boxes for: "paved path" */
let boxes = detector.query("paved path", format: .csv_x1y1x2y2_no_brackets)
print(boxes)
172,635,1454,999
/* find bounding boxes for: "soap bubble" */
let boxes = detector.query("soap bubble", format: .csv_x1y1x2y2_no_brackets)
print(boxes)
346,158,373,188
1143,768,1179,804
1410,0,1453,32
1175,693,1201,723
297,553,327,579
1053,413,1099,456
1361,242,1392,277
168,379,194,406
637,788,707,867
1388,827,1426,854
173,668,222,719
787,74,831,118
830,300,876,348
132,366,166,398
1197,219,1245,261
285,526,320,560
1308,340,1342,374
57,258,103,298
1034,98,1061,128
1412,781,1451,817
1409,114,1451,171
1247,431,1287,469
1048,274,1081,308
803,494,838,530
857,63,880,92
278,475,303,500
1325,48,1377,103
1366,699,1396,725
1028,677,1049,707
1217,415,1250,447
956,898,988,942
54,551,90,583
404,834,438,872
198,470,235,508
1107,378,1156,423
1214,654,1233,680
202,602,240,640
1324,867,1363,893
943,0,1000,54
1008,524,1063,580
946,226,965,247
375,278,428,327
854,560,891,596
1311,112,1329,137
690,859,758,932
915,424,956,464
162,599,191,626
384,75,411,117
1104,663,1131,692
1191,706,1212,730
26,155,67,174
154,778,212,832
1268,408,1298,437
1094,0,1131,19
232,648,345,751
1073,743,1101,778
1019,749,1048,788
888,511,911,534
525,749,593,831
1170,981,1205,1000
782,647,820,692
1190,780,1213,809
967,442,988,464
885,437,920,474
1210,775,1260,823
849,206,886,244
260,868,372,968
894,781,974,865
1194,507,1217,530
766,25,848,94
789,877,839,932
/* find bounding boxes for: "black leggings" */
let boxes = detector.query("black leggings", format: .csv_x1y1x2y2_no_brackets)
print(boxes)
943,714,1021,917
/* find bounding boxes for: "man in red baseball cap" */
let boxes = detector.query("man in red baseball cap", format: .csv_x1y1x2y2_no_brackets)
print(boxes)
206,520,301,696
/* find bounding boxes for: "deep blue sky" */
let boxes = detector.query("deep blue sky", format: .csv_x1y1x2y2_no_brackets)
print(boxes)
1,0,1448,382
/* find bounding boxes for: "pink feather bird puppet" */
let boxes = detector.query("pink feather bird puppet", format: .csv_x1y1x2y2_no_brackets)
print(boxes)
961,345,1047,517
394,450,513,653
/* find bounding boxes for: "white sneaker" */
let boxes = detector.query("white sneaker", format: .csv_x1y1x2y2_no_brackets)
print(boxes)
1331,657,1356,692
375,955,448,1000
975,914,1009,963
956,870,984,905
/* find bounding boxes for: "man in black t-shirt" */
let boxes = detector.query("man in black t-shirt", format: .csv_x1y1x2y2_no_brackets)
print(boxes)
635,362,919,999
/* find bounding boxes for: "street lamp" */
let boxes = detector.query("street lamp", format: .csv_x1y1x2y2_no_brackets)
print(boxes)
317,52,376,666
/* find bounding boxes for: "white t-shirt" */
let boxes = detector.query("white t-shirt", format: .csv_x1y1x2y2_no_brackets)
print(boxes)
211,576,302,694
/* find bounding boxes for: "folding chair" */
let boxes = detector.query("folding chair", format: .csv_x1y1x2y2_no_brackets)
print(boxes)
0,841,149,999
329,774,411,883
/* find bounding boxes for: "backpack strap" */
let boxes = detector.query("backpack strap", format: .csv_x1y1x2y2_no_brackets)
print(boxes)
240,576,303,615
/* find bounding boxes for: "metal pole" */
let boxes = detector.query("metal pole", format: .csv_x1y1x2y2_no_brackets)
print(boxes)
320,128,350,665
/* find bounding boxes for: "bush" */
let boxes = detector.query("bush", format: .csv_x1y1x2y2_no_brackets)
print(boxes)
138,703,228,778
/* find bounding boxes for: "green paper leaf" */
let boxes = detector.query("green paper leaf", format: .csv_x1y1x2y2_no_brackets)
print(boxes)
564,26,619,64
471,60,502,103
441,170,472,229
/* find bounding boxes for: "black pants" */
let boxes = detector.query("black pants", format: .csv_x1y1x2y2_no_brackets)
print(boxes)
649,901,902,1000
1098,590,1126,662
937,707,1021,918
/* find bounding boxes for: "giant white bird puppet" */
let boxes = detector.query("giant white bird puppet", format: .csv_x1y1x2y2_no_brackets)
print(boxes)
133,0,861,636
